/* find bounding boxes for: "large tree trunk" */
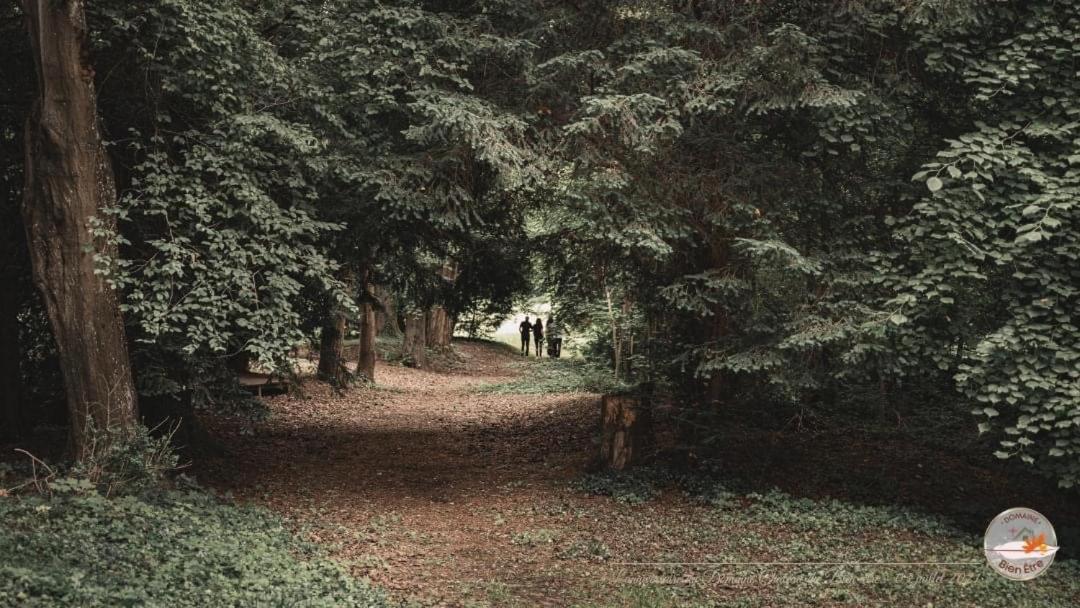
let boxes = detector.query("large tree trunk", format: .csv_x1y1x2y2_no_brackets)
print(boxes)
373,285,401,337
402,311,426,368
20,0,137,459
599,394,652,470
356,273,377,382
425,305,452,351
318,308,348,386
318,269,355,386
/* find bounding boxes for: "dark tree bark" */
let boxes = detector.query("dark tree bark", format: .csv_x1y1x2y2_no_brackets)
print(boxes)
20,0,138,458
0,265,23,440
317,269,355,386
425,305,452,351
356,272,377,382
373,285,401,337
318,307,348,386
402,311,427,368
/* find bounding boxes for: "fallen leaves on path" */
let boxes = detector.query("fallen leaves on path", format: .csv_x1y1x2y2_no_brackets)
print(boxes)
199,342,726,606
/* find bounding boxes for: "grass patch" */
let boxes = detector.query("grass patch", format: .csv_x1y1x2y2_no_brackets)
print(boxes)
475,358,629,395
575,468,663,505
0,485,389,607
557,539,612,561
569,468,1080,607
452,336,520,355
510,528,560,547
374,335,404,363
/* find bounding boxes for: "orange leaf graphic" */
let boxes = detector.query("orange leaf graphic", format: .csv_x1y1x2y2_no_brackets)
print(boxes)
1023,533,1046,553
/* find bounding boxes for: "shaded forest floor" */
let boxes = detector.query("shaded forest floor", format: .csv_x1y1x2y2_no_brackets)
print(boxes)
199,340,1079,608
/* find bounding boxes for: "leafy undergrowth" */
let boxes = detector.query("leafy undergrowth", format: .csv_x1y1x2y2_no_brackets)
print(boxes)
475,358,630,395
0,483,389,607
374,335,463,371
452,336,521,355
187,340,1079,607
572,470,1080,608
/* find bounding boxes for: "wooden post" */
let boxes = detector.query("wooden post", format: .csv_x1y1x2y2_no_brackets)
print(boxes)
599,394,651,470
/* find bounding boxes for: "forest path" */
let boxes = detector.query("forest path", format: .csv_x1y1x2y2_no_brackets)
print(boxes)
201,340,698,607
197,340,1080,608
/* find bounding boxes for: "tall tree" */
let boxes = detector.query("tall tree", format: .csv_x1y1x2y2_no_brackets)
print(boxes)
19,0,137,457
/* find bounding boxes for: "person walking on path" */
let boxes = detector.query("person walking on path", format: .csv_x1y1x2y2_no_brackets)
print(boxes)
532,318,544,358
546,316,562,358
519,316,532,356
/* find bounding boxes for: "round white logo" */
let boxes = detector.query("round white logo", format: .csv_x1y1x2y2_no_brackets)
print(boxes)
983,507,1058,580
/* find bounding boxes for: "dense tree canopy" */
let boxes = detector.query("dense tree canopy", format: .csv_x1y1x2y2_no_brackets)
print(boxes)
1,0,1077,488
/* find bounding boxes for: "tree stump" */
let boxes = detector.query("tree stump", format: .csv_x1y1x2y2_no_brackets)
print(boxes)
599,394,652,470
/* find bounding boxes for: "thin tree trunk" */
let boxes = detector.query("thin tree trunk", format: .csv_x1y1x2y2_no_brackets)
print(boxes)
622,295,633,376
356,271,376,382
402,311,426,368
604,282,622,381
21,0,137,458
704,240,730,408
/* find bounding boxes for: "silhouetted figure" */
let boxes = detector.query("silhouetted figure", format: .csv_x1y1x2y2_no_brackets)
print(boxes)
532,318,544,358
547,316,562,358
519,316,532,355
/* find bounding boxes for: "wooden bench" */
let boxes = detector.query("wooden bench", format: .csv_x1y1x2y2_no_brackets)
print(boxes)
238,371,290,397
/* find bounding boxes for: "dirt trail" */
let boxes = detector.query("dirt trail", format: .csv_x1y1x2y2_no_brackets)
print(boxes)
197,340,1080,607
201,341,667,606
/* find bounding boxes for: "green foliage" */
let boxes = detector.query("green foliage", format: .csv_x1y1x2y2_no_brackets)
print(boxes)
0,488,389,607
575,467,664,505
476,358,629,395
570,471,1080,607
527,1,931,417
68,422,181,497
83,0,351,405
290,0,535,330
514,0,1080,488
6,0,1078,505
555,538,612,562
884,1,1080,487
510,528,559,547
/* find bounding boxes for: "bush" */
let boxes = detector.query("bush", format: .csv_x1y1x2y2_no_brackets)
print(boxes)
0,487,389,607
71,421,180,496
